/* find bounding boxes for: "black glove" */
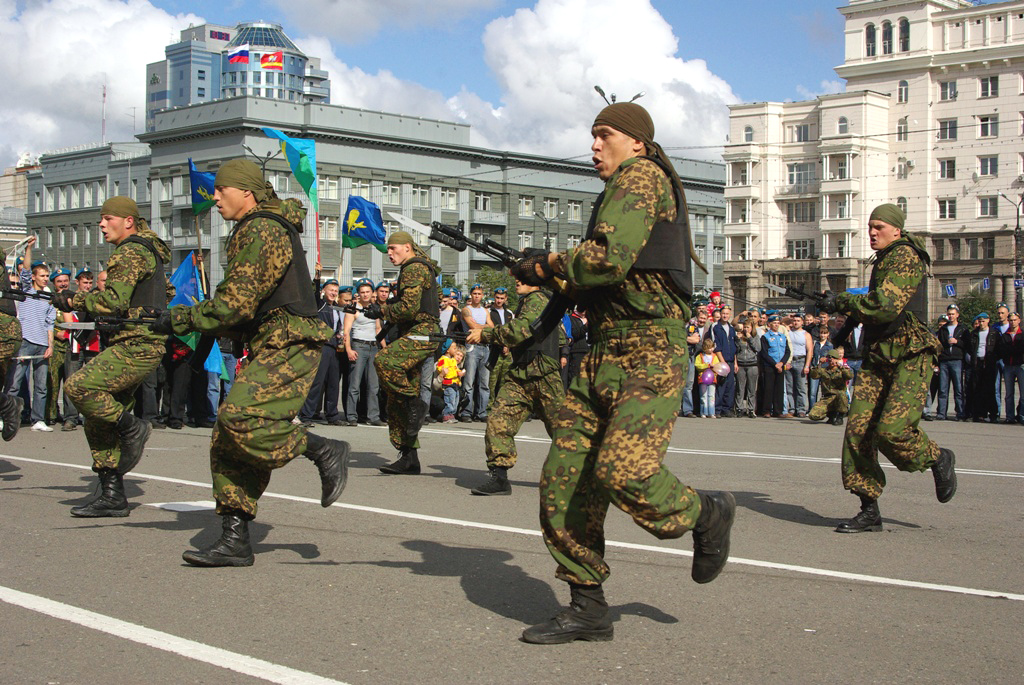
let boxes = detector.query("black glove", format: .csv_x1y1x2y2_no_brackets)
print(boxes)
511,250,554,287
817,290,838,314
51,290,75,312
150,309,173,335
362,302,383,320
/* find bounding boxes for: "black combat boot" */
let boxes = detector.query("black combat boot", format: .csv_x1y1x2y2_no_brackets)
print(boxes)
70,468,129,518
471,467,511,496
832,414,845,426
521,583,613,644
932,447,957,503
304,432,350,507
182,513,255,567
0,395,23,441
115,409,152,475
691,490,736,583
379,448,421,475
835,494,883,533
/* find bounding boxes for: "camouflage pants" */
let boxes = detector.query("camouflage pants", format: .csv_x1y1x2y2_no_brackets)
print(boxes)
842,351,939,499
0,315,20,383
488,352,510,410
808,388,849,421
45,339,68,422
65,337,164,471
484,361,564,470
210,339,320,518
539,324,701,586
375,331,436,451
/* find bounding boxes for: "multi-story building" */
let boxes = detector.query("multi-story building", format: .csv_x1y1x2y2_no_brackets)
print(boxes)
146,21,331,132
27,97,724,291
724,0,1024,317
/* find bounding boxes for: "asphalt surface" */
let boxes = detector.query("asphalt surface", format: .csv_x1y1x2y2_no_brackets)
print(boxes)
1,414,1021,684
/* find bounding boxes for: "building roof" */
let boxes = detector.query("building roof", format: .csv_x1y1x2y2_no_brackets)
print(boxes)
224,22,300,52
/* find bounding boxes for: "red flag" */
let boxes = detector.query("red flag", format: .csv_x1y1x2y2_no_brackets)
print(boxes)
261,51,283,70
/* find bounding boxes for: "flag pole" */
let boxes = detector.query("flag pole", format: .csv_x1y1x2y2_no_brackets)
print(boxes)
195,212,208,297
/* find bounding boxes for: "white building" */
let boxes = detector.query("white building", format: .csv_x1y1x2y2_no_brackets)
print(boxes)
724,0,1024,317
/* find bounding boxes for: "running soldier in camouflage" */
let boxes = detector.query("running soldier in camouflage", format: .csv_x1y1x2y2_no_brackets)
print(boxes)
52,197,172,518
808,349,853,424
159,158,349,567
370,230,440,476
823,203,956,533
510,102,735,644
0,259,23,441
466,279,565,495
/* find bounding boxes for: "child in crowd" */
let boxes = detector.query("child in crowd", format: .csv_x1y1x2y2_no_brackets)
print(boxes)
808,348,852,425
735,318,761,418
694,338,724,418
809,322,835,405
436,341,465,424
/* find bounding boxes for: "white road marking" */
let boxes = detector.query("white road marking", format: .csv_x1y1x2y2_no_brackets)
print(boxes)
0,585,349,685
5,454,1023,603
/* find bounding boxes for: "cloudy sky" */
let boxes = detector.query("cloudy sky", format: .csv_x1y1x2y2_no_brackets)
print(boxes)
1,0,851,168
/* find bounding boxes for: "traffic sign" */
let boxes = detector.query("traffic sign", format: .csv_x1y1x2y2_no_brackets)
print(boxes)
983,278,990,290
1015,279,1024,289
944,284,957,297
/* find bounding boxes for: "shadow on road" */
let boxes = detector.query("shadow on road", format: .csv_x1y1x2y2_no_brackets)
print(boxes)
0,458,22,481
420,463,537,491
734,490,921,529
344,539,677,627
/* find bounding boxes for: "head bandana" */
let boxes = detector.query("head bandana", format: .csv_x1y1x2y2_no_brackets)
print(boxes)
387,230,430,260
214,159,276,203
869,203,906,232
100,196,149,232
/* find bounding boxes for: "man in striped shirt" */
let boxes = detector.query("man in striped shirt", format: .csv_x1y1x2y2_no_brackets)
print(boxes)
8,237,55,432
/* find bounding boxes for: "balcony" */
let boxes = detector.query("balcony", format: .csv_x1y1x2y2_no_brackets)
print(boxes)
724,221,757,236
724,183,760,201
471,209,507,226
820,177,860,194
820,216,858,233
774,182,820,198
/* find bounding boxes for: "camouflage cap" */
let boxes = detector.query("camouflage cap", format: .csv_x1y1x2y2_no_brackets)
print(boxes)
827,349,843,359
387,230,415,247
869,203,905,231
214,158,274,203
100,196,140,219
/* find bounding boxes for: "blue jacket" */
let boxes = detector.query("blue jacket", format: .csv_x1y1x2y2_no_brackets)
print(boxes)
707,322,738,362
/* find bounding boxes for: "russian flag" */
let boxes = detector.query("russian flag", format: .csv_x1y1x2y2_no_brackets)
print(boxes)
227,44,249,64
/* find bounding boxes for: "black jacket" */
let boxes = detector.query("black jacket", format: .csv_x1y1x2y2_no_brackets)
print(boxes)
998,329,1024,366
936,322,969,362
968,327,999,368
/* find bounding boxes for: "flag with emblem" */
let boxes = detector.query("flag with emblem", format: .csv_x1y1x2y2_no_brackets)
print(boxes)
261,51,283,70
261,127,317,214
342,196,386,252
188,158,216,215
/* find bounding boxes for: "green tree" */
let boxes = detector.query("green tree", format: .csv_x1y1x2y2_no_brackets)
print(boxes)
954,290,998,325
462,265,519,308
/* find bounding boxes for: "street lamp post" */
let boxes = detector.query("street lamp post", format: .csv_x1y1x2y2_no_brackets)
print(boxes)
998,191,1023,315
534,211,556,251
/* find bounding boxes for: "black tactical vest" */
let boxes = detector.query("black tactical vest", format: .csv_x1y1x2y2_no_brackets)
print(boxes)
862,239,930,347
510,290,561,367
0,262,16,316
584,156,695,299
120,236,168,309
231,210,318,320
397,256,440,319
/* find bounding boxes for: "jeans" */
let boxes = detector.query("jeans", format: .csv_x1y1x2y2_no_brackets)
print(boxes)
460,344,490,419
8,340,48,423
714,364,736,415
346,342,381,422
1003,363,1024,421
784,357,808,415
700,383,716,416
442,385,459,416
936,359,963,419
845,359,863,401
206,352,237,420
299,345,341,421
681,356,695,415
62,350,97,422
419,354,435,408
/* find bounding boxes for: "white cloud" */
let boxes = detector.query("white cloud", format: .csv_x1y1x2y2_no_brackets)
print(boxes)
795,79,845,100
0,0,202,165
270,0,498,43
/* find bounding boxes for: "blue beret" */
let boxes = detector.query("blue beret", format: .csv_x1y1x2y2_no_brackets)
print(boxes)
322,279,339,289
355,278,374,289
50,268,71,281
338,285,353,293
975,311,990,321
441,287,453,296
31,260,45,268
75,268,93,280
376,281,390,290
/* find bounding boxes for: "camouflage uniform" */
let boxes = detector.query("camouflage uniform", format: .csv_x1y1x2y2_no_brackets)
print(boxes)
835,235,943,499
541,157,700,586
0,313,20,383
169,198,331,518
373,259,439,451
65,228,172,471
480,290,565,470
45,327,69,423
808,360,853,421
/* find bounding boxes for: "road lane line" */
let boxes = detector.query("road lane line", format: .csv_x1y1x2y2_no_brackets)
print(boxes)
6,455,1023,603
0,585,349,685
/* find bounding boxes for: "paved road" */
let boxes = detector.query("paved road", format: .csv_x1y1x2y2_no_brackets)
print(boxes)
1,416,1021,684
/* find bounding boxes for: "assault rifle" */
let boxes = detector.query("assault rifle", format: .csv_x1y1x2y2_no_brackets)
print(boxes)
0,289,52,303
764,283,829,314
408,332,469,345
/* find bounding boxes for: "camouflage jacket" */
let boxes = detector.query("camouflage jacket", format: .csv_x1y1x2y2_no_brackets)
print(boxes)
835,235,940,361
479,289,564,378
171,198,331,356
381,257,439,336
73,228,173,345
0,312,20,350
809,363,853,392
553,157,689,334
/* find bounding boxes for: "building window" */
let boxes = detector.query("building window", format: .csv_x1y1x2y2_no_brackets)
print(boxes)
198,69,206,81
412,185,430,208
517,231,532,251
866,24,876,56
567,235,581,249
899,18,910,52
567,199,582,222
787,202,816,223
475,192,492,211
897,118,908,141
938,199,957,219
897,197,908,214
938,119,957,140
743,126,753,142
939,159,956,179
317,175,339,200
713,246,724,265
543,198,558,219
980,76,999,98
897,80,909,103
439,188,457,211
966,238,979,260
786,162,816,186
351,179,370,199
882,21,893,54
729,200,748,223
786,239,815,260
934,239,945,261
380,182,400,205
983,237,996,259
939,80,957,101
979,197,999,217
979,115,998,138
837,117,848,135
979,156,998,176
518,195,533,216
791,124,811,142
696,245,706,262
